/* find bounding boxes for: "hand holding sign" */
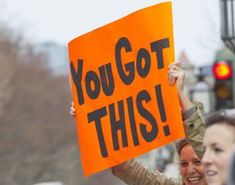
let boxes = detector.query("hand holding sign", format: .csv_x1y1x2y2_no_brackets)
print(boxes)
168,61,194,112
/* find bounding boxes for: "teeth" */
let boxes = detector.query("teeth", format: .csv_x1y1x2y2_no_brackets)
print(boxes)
188,177,200,181
206,171,217,176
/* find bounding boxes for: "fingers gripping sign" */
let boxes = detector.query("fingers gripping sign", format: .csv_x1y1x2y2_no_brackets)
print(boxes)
168,61,185,90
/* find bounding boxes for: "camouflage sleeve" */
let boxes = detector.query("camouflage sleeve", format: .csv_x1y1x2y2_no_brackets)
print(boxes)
112,159,181,185
183,101,205,159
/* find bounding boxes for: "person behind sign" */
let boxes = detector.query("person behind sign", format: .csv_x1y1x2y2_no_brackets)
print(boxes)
110,61,207,185
201,109,235,185
70,61,207,185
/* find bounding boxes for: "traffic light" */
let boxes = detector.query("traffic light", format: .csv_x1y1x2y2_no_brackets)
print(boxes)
213,60,234,110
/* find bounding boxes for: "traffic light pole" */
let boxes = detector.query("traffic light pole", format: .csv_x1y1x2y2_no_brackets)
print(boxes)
232,62,235,107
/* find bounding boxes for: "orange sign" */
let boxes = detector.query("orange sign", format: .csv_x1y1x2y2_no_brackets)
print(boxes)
68,2,184,176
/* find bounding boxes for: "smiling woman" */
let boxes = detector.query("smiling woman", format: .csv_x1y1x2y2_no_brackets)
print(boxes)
202,110,235,185
178,142,206,185
112,138,207,185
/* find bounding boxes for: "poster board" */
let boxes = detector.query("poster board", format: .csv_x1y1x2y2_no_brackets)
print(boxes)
68,2,185,176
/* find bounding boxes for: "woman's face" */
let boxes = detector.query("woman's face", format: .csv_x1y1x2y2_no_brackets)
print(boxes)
180,144,206,185
202,123,235,185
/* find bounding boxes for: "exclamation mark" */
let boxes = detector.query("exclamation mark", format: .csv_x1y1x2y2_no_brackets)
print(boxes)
155,84,170,136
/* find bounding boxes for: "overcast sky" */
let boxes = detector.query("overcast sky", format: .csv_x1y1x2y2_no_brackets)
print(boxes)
1,0,223,66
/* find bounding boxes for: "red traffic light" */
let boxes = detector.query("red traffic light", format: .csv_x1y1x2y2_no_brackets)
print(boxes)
213,61,232,80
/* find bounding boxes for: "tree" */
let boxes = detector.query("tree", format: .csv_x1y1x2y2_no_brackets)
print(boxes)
0,20,123,185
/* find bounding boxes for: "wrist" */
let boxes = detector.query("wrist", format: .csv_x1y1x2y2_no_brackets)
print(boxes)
182,106,196,120
178,92,193,112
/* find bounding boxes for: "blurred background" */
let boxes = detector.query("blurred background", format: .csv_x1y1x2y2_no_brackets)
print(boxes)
0,0,235,184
